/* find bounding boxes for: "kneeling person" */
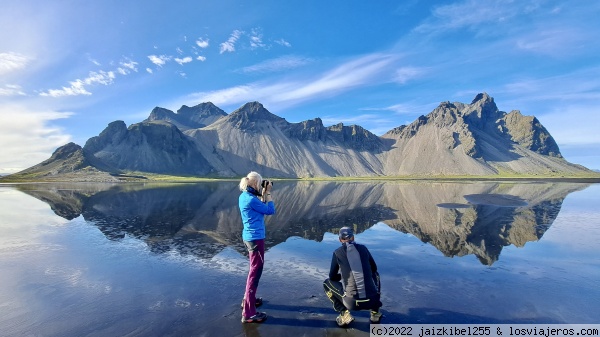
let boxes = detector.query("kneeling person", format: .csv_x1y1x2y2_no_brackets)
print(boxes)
323,227,382,327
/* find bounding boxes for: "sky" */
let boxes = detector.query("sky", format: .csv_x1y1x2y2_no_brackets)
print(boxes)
1,0,600,174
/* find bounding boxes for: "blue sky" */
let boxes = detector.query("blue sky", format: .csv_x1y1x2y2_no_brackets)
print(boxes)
1,0,600,173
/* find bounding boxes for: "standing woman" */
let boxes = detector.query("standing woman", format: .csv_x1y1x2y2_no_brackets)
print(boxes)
239,171,275,323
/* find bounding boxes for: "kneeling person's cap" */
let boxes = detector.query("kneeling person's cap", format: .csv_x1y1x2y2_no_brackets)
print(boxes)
339,226,354,240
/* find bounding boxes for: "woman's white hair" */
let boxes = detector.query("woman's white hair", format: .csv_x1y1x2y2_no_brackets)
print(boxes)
239,171,263,191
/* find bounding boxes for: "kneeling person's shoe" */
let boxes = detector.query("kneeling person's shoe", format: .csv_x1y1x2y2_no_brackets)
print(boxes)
241,312,267,324
370,310,382,323
336,310,354,327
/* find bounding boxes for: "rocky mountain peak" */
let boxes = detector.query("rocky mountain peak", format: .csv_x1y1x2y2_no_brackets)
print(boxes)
326,123,383,151
149,107,175,118
177,102,226,120
284,118,327,141
500,110,562,158
462,92,501,128
50,142,83,161
146,103,225,130
226,102,286,131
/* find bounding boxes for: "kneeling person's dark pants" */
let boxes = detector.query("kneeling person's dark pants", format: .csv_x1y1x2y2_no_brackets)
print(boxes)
323,278,381,312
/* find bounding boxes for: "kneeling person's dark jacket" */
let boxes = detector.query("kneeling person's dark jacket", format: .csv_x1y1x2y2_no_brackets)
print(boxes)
329,241,381,310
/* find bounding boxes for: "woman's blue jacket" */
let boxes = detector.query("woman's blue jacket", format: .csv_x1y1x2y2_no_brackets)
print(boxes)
239,187,275,241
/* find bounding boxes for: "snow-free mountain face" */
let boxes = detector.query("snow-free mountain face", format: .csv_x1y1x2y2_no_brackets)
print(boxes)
145,102,227,131
6,93,592,181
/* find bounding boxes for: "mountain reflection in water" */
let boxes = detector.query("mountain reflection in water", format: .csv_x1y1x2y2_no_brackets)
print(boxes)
16,181,588,265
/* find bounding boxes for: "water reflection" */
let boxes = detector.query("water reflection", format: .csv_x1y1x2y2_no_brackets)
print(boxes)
15,181,588,265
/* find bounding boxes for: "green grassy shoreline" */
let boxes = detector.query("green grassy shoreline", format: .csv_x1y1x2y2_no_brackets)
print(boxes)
2,171,600,184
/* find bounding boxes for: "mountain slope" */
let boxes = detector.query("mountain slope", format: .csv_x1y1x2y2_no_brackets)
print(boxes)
187,102,384,177
380,93,588,176
83,120,214,175
4,93,594,181
144,102,226,131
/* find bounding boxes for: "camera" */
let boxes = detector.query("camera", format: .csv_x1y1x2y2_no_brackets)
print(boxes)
261,180,273,188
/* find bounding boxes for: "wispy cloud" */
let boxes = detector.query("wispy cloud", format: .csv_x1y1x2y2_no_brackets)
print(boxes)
196,38,209,48
540,104,600,146
498,67,600,102
515,28,586,56
275,39,291,47
239,55,312,74
196,56,206,62
321,113,395,128
220,30,243,54
0,104,72,173
0,84,26,96
117,58,138,75
274,54,397,103
415,0,520,33
148,54,171,67
360,101,437,115
249,28,265,50
174,56,193,65
0,52,31,75
187,53,398,110
39,70,116,97
393,66,428,84
87,55,101,66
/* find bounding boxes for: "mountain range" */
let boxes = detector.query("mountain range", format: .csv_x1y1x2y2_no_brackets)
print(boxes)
5,93,593,181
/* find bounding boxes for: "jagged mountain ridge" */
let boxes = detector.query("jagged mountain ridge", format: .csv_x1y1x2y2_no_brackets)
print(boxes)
144,102,227,131
7,93,592,180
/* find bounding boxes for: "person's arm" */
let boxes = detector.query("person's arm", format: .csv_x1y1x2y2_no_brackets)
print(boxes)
250,195,275,215
369,252,378,274
367,249,381,292
329,252,341,281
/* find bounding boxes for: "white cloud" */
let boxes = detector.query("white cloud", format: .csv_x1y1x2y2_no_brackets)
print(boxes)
515,28,586,56
534,104,600,146
0,104,73,174
88,55,101,66
148,54,171,67
196,56,206,62
0,84,26,96
176,47,184,55
275,39,291,47
120,58,138,72
361,101,437,115
415,0,520,33
321,113,395,128
394,66,427,84
196,38,209,48
146,68,153,74
220,30,243,54
249,28,265,50
274,54,397,103
174,56,193,65
240,55,312,73
188,84,256,107
41,80,90,97
0,52,31,75
39,70,116,97
187,53,398,110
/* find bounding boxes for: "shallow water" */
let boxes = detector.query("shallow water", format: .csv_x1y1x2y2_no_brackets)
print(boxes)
0,181,598,336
